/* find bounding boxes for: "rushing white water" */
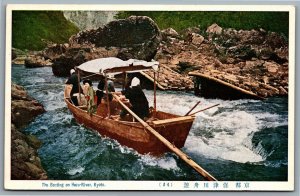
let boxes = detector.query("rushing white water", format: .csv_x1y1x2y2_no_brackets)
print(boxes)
143,90,287,164
67,166,85,176
139,155,179,171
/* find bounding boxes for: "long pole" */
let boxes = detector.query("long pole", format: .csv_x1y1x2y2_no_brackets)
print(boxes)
112,94,217,181
185,101,201,116
189,104,220,116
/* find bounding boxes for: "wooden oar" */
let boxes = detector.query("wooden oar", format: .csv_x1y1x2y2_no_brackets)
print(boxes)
188,104,220,116
112,94,217,181
185,101,201,116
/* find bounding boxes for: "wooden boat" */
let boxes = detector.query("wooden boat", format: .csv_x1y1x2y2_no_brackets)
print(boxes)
64,57,195,155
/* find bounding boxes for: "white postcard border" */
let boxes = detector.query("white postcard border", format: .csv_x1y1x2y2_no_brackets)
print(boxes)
4,4,296,191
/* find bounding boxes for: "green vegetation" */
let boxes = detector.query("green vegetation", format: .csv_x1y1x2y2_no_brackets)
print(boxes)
117,11,289,37
12,11,79,50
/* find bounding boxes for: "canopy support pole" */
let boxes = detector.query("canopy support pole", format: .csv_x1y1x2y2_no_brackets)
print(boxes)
112,94,217,181
104,74,111,118
122,71,126,91
77,67,81,104
153,71,157,112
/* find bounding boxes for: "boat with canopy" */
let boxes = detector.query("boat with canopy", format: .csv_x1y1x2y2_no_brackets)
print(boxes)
64,57,217,181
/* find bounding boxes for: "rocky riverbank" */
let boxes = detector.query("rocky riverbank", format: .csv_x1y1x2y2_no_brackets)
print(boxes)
11,83,47,180
20,16,289,98
157,24,288,97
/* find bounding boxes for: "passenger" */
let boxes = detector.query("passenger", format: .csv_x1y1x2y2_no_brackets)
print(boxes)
96,78,113,105
66,69,83,106
95,79,117,117
82,79,92,95
120,77,149,120
83,80,96,114
107,75,116,92
96,80,105,105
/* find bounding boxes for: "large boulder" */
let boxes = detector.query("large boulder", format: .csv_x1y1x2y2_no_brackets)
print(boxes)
11,83,45,128
69,15,161,61
51,16,162,77
11,124,48,180
51,49,87,77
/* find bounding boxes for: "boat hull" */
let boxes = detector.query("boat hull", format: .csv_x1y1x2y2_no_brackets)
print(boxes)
65,98,195,155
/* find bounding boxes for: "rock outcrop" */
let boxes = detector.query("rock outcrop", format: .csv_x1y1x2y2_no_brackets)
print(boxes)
47,16,162,77
11,83,47,180
11,48,27,65
24,55,53,68
156,24,288,98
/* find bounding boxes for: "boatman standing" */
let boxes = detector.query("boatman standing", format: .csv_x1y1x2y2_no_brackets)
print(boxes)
120,77,149,120
66,69,83,106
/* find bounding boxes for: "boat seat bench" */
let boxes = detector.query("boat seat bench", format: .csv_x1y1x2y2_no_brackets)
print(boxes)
150,116,194,127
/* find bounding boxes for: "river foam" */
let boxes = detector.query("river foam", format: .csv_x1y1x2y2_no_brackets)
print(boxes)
144,90,287,164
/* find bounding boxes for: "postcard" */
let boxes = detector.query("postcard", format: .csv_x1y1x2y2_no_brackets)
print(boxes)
5,4,295,191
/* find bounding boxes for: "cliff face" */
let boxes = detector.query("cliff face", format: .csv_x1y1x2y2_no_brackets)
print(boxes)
63,11,117,30
12,11,79,51
11,83,47,180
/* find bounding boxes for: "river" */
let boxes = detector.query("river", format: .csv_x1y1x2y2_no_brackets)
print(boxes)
12,65,288,181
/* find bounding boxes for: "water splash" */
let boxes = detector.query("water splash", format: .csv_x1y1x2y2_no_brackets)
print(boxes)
138,154,179,171
144,90,288,164
67,166,85,175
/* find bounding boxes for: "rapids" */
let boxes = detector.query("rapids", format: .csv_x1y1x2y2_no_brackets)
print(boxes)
12,65,288,181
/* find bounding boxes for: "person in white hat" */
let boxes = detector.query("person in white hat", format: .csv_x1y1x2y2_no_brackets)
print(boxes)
120,77,149,120
70,69,75,75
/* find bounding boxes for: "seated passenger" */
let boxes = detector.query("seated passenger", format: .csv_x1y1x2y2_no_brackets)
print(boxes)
107,75,116,92
96,80,105,105
120,77,149,120
96,79,113,105
82,79,92,96
83,80,96,114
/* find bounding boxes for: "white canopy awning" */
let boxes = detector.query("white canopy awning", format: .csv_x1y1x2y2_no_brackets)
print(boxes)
77,57,159,75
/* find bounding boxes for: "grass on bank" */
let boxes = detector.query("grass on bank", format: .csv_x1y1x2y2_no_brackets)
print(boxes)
117,11,289,37
12,11,80,51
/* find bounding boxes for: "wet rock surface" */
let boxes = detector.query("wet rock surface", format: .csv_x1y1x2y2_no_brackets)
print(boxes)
11,83,47,180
